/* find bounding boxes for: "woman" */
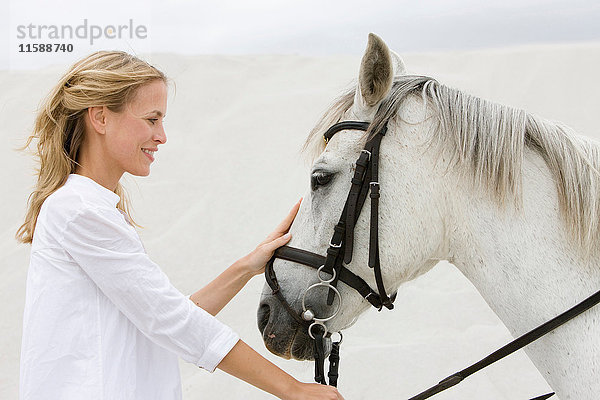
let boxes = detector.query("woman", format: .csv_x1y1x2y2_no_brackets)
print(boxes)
15,51,343,400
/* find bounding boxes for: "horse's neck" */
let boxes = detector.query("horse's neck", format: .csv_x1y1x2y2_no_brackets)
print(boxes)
447,148,600,398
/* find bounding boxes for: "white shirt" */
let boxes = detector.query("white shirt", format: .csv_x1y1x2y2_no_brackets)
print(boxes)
20,173,240,400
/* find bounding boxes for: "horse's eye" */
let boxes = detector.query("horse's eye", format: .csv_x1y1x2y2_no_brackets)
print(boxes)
311,171,334,191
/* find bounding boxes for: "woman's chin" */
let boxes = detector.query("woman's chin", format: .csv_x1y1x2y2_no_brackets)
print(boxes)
128,168,151,177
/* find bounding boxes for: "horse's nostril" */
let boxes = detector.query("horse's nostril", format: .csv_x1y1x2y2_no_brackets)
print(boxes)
257,302,271,334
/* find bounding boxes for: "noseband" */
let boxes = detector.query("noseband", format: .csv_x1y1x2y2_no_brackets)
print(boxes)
264,120,600,399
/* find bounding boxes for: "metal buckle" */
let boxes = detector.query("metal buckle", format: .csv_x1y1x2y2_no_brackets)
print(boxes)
361,149,371,160
329,241,342,248
369,181,379,187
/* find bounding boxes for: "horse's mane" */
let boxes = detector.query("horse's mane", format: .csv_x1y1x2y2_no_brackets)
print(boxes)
302,75,600,256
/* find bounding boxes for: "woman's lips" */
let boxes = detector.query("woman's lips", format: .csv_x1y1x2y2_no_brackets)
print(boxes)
142,149,155,161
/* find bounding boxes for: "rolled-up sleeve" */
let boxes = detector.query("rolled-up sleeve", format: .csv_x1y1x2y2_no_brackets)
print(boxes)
58,206,239,372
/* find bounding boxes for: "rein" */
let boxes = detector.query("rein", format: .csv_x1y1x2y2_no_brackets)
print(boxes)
264,120,600,399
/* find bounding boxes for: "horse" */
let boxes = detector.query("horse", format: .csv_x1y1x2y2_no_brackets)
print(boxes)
257,33,600,399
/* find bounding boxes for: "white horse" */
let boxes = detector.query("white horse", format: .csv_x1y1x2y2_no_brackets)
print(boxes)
258,33,600,400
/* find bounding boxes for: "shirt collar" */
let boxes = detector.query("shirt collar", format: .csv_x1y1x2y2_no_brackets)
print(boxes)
67,173,121,208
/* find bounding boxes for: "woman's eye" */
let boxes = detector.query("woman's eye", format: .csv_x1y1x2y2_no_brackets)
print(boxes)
311,172,334,191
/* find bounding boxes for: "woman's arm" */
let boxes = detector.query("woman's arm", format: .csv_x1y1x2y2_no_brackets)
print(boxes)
189,198,302,316
217,340,343,400
188,258,255,316
59,206,240,371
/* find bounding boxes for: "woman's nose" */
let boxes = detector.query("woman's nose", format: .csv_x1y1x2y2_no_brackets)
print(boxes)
154,127,167,145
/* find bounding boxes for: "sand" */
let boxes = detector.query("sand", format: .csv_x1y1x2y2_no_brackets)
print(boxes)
2,41,600,399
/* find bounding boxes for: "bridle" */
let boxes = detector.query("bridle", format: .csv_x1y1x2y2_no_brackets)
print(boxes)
264,119,600,399
267,120,395,314
265,120,394,386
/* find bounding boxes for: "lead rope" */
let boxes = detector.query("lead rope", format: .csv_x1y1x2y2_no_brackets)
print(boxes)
409,287,600,400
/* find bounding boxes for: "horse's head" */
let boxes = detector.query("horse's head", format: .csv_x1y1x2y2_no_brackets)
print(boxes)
258,33,453,360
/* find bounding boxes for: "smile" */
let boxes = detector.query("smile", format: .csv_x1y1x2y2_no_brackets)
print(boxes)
141,148,156,161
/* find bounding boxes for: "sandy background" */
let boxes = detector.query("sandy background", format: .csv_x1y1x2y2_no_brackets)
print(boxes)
2,42,599,399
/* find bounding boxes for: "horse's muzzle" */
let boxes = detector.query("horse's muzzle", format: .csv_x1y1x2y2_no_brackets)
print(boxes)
258,293,326,360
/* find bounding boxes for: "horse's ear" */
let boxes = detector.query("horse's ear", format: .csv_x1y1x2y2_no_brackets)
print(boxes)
390,49,407,76
353,33,397,119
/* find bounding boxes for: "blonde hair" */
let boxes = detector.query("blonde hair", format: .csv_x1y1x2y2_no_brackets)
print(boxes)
15,50,170,244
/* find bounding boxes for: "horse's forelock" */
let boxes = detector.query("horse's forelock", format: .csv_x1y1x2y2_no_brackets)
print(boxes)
301,87,356,165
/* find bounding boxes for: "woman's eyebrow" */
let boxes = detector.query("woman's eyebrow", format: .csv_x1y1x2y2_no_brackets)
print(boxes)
147,110,166,117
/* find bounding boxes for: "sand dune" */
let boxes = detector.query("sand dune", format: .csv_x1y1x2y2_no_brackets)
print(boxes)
2,41,599,399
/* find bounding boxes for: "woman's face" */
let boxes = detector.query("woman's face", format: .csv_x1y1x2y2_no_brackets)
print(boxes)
103,79,168,177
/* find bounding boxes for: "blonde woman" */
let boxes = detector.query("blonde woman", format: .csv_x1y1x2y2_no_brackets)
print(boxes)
16,51,343,400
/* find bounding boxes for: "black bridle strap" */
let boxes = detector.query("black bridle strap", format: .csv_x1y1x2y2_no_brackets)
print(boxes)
327,194,355,305
323,121,370,142
267,246,387,309
328,163,370,305
265,255,310,328
322,120,372,266
319,120,397,310
529,393,556,400
330,152,372,305
327,339,341,387
339,126,395,309
322,122,373,306
366,130,394,310
343,125,386,266
408,287,600,400
313,329,327,385
343,149,370,265
312,326,342,387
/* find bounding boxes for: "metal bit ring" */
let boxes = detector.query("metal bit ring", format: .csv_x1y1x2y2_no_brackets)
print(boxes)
308,321,328,340
317,265,336,283
331,331,343,345
301,282,342,323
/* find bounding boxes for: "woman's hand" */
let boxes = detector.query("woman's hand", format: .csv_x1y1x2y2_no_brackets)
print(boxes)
240,198,302,277
285,382,345,400
217,340,344,400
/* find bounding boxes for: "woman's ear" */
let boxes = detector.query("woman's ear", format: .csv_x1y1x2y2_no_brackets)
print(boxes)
86,106,107,135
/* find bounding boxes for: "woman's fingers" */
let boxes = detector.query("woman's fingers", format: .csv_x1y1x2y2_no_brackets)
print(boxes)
270,232,291,250
263,198,302,243
273,198,302,235
292,382,344,399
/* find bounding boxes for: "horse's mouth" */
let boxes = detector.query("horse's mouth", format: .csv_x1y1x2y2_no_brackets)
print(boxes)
258,296,326,360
